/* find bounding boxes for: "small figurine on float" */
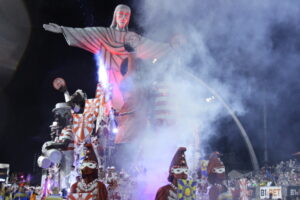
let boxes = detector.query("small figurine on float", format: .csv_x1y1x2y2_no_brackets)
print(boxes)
52,77,87,114
155,147,197,200
207,152,230,200
68,144,108,200
38,102,75,190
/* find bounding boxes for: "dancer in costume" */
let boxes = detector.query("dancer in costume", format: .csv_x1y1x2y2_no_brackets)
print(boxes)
155,147,189,200
207,152,228,200
69,144,108,200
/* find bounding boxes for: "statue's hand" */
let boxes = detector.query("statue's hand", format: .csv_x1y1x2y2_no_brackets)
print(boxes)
43,23,62,33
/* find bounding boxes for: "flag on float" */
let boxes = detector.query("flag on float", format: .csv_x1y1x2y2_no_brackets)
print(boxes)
72,113,96,144
84,98,100,117
95,82,105,99
177,179,197,200
94,82,111,133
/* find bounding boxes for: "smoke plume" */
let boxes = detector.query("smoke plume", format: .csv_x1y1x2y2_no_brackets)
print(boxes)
124,0,300,198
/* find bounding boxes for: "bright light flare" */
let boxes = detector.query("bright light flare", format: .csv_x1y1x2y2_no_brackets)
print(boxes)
112,128,119,133
95,52,109,89
152,58,158,64
205,96,215,103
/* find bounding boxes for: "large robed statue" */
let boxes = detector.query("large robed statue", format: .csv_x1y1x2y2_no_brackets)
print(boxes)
43,4,173,112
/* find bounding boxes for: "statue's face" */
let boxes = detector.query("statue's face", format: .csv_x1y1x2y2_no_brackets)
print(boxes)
115,8,130,29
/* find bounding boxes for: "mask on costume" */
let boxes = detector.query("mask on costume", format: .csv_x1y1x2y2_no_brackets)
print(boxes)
213,167,225,174
79,161,97,170
168,147,189,182
207,152,226,184
171,167,189,175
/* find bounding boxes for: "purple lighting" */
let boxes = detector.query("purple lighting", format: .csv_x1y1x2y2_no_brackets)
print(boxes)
95,52,109,88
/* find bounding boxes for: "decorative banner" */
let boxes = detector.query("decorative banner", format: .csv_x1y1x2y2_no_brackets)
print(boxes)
287,186,300,197
95,82,105,99
84,98,100,117
95,83,109,113
260,186,282,199
177,179,197,200
72,113,96,144
68,193,93,200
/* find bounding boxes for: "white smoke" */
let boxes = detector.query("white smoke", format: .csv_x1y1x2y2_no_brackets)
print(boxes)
122,0,300,198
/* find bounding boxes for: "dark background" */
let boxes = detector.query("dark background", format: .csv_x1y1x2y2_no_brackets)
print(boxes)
0,0,299,181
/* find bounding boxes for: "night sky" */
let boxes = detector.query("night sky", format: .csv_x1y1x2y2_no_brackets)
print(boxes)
0,0,300,178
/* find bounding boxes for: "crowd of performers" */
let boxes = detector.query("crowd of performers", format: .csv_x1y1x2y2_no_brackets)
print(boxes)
3,156,300,199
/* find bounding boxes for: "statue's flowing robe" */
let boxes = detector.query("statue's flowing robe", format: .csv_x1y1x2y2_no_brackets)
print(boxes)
115,76,148,143
61,26,172,110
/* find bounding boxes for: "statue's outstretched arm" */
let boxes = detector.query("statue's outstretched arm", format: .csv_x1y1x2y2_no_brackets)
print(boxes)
43,23,62,33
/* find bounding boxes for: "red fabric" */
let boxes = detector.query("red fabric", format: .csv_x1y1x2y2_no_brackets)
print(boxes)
84,98,100,117
70,181,108,200
68,193,93,200
72,113,96,144
155,184,176,200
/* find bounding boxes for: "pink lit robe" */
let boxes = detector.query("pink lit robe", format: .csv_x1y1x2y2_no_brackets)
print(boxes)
61,26,172,110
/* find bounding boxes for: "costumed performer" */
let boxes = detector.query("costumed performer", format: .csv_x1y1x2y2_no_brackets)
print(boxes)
155,147,189,200
207,152,227,200
69,144,108,200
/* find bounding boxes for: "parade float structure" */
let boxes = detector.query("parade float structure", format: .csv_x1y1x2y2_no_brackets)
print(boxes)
36,4,261,200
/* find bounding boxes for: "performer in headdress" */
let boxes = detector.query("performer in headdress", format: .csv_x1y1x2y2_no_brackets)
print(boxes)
155,147,189,200
69,144,108,200
207,152,227,200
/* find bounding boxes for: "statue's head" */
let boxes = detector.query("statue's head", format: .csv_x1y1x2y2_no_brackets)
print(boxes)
111,4,131,31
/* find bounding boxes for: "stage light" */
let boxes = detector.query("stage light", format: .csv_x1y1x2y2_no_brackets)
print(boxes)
112,128,119,133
